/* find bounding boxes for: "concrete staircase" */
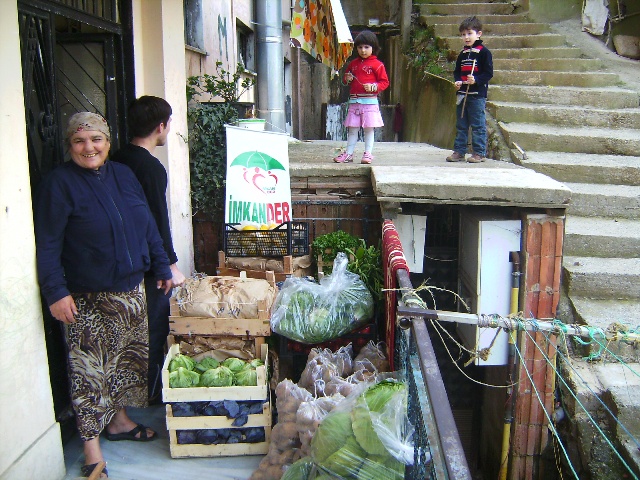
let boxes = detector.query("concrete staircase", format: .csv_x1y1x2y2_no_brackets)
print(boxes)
418,1,640,477
418,0,640,357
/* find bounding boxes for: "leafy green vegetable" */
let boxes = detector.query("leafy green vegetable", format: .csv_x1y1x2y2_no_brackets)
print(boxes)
356,455,405,480
363,379,407,413
311,230,360,276
169,367,200,388
352,401,388,456
249,359,264,369
322,435,366,477
169,354,196,372
222,357,247,373
199,366,233,387
194,357,220,373
234,367,257,386
281,457,314,480
310,411,354,463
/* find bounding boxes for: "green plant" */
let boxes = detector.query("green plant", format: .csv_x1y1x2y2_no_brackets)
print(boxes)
311,231,361,275
346,243,383,304
405,24,457,77
187,61,255,104
185,62,256,218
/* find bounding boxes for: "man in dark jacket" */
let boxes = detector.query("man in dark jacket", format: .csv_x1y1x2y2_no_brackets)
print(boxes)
112,96,186,402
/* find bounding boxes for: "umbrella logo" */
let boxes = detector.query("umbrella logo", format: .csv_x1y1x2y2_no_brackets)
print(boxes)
230,151,286,195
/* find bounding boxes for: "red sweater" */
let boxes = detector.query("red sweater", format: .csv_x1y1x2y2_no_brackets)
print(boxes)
343,55,389,99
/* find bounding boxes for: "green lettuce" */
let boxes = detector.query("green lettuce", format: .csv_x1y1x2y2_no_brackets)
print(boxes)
169,367,200,388
234,367,258,386
194,357,220,373
169,353,196,372
199,366,234,387
310,411,353,464
222,357,247,373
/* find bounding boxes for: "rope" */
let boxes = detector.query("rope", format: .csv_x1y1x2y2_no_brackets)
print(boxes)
512,333,581,480
522,328,640,478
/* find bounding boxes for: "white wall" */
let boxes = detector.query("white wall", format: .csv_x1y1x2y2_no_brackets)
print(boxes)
0,2,65,479
133,0,195,276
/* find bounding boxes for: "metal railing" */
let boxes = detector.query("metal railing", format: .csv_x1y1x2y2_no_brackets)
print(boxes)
395,269,472,480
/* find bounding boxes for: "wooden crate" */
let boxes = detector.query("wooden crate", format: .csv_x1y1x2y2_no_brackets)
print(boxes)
217,251,292,283
162,343,269,403
165,401,272,458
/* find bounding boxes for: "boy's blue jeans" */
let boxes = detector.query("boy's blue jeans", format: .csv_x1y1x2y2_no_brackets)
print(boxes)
454,95,487,157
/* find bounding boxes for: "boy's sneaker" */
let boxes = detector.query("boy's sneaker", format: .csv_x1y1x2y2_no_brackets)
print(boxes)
361,152,373,164
446,152,465,162
333,152,353,163
467,154,486,163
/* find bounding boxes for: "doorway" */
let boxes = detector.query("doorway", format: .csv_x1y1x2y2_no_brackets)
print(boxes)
18,0,132,440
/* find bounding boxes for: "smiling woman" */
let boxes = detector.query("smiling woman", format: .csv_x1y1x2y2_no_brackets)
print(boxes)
33,112,174,478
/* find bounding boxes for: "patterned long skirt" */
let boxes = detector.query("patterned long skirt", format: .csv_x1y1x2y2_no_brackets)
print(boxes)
66,283,148,441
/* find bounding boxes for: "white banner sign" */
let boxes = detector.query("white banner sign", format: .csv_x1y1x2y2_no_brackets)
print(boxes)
224,125,292,228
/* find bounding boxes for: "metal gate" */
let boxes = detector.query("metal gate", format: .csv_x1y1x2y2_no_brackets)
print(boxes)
18,0,131,434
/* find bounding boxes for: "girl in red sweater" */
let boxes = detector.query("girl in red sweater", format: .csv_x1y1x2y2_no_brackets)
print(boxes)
333,30,389,164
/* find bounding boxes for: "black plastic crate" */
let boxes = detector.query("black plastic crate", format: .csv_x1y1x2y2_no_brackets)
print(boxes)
223,222,309,257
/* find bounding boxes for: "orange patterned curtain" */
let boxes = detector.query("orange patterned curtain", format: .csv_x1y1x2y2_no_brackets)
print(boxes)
290,0,353,72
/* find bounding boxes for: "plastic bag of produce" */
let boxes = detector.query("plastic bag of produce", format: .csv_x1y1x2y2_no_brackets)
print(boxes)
306,378,413,479
270,253,374,344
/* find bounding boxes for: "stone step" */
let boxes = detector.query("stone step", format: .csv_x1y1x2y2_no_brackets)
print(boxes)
563,256,640,299
489,85,640,109
493,70,619,87
492,47,586,59
565,216,640,258
489,102,640,129
493,57,602,72
512,151,640,185
431,22,550,37
420,14,532,25
564,182,640,220
419,2,515,16
440,33,567,49
571,296,640,362
498,122,640,156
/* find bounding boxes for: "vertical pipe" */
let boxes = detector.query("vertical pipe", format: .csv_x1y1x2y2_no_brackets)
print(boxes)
499,251,521,480
256,0,286,132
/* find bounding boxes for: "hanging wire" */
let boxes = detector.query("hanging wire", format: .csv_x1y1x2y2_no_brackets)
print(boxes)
511,333,581,480
539,330,640,454
519,328,640,479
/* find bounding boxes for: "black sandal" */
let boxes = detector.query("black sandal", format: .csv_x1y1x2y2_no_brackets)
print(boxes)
104,423,156,442
81,462,108,478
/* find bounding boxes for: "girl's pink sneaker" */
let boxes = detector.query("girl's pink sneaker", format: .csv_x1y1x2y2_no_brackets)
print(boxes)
361,152,373,164
333,152,353,163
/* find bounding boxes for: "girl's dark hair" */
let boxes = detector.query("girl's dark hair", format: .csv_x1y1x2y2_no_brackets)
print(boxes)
353,30,380,56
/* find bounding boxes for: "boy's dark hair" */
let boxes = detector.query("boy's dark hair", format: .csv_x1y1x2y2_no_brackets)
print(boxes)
459,16,482,33
128,95,172,138
353,30,380,56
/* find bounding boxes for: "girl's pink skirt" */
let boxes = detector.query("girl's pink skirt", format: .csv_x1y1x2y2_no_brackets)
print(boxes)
344,103,384,128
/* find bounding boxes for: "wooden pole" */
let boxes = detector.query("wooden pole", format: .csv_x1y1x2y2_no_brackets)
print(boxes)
460,59,477,119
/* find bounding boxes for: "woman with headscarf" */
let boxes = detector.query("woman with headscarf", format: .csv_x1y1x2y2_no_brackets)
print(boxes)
34,112,174,478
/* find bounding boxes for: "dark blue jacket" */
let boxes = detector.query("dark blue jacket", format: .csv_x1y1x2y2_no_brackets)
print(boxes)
34,160,172,306
454,39,493,99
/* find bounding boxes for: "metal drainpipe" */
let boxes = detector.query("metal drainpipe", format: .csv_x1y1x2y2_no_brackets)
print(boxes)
256,0,285,132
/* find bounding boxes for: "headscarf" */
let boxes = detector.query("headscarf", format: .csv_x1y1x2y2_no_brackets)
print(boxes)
65,112,111,142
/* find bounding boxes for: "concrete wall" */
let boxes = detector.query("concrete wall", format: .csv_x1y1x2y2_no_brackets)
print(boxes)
386,35,456,148
527,0,582,22
0,2,65,479
133,0,194,276
341,0,403,26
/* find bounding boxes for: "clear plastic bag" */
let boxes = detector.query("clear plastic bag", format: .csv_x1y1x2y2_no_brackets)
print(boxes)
270,253,374,344
305,377,414,480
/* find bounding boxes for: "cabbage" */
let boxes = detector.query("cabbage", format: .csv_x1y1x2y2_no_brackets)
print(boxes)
310,411,353,463
322,435,366,477
194,357,220,373
169,367,200,388
234,367,258,386
169,353,196,372
222,357,247,373
281,457,314,480
249,358,264,369
363,379,406,412
199,366,234,387
357,456,405,480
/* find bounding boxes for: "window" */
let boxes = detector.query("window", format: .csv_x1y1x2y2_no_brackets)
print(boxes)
237,22,255,72
184,0,203,51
